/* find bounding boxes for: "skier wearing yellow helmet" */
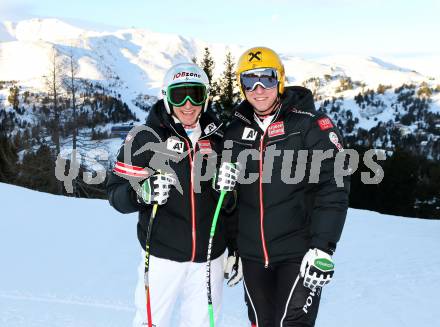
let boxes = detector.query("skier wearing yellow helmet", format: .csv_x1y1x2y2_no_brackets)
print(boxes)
215,47,350,326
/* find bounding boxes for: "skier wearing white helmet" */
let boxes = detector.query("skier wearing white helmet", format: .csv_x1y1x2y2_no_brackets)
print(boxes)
107,63,240,327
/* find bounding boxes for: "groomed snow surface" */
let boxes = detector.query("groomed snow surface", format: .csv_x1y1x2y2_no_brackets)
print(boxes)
0,183,439,327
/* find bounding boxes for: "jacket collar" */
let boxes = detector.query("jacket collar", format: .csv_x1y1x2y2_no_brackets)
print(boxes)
233,86,316,126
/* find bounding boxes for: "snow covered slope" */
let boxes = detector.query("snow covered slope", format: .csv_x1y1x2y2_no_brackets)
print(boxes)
0,183,140,327
1,183,439,326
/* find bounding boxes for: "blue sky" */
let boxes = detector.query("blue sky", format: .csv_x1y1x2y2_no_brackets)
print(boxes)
1,0,439,56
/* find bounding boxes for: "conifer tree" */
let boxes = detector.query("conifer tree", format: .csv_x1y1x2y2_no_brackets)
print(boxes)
8,86,20,111
216,51,240,123
0,133,18,183
199,47,215,84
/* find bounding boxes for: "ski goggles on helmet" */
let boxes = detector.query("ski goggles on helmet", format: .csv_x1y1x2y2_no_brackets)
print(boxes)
240,68,278,92
167,83,207,107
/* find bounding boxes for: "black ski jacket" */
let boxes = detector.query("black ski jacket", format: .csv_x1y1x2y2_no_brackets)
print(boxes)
224,86,350,266
107,100,235,262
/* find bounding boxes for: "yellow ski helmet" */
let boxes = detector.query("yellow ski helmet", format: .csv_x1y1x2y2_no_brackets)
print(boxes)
236,47,285,97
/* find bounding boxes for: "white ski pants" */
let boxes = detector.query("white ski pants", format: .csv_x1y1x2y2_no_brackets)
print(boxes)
133,252,225,327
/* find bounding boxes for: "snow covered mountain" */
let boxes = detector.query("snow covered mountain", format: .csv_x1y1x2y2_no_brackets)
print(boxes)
1,18,439,123
0,18,244,121
1,182,439,327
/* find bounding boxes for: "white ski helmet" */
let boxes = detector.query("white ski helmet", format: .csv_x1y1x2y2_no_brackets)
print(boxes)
161,62,210,114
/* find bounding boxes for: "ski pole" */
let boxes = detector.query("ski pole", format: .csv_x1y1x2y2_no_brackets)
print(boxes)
206,190,227,327
145,201,159,327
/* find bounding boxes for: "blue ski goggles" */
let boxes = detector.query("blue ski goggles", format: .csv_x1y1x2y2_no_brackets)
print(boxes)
167,83,207,107
240,68,278,92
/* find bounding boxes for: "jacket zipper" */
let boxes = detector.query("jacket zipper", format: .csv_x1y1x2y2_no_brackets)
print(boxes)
182,138,197,262
170,125,197,262
236,106,282,268
259,130,270,268
184,123,221,260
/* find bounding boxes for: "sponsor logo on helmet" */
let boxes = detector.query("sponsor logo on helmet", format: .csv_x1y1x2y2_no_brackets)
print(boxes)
173,72,202,80
248,51,262,62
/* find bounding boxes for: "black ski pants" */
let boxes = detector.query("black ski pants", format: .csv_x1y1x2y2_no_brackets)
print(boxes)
243,259,321,327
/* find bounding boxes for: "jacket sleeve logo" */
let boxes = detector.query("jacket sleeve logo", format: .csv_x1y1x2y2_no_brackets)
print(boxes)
329,132,344,152
204,123,217,135
242,127,258,141
113,161,150,178
317,117,334,131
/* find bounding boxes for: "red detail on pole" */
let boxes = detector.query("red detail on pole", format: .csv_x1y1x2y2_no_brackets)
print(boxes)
146,287,152,327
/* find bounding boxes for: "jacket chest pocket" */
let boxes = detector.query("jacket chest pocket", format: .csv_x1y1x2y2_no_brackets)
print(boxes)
229,139,259,178
266,131,301,149
230,139,256,159
193,151,218,190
